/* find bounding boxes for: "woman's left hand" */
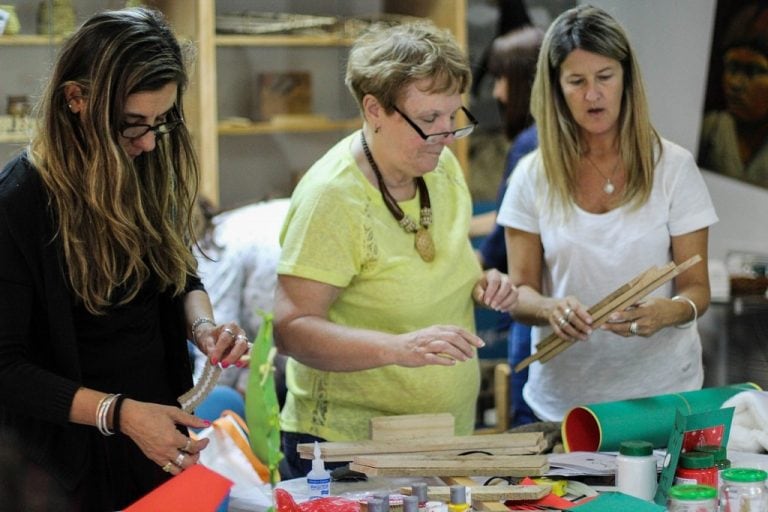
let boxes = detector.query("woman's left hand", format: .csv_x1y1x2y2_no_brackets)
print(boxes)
473,269,519,312
194,322,251,368
601,297,671,338
120,399,210,476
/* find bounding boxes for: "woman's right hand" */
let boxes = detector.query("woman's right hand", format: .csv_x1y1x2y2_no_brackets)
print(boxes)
119,399,210,475
395,325,486,367
548,296,592,341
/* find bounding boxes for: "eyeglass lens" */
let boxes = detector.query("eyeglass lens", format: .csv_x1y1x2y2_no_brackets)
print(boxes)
121,120,182,139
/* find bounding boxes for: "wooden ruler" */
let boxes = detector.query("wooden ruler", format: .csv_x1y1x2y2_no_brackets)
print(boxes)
514,254,702,373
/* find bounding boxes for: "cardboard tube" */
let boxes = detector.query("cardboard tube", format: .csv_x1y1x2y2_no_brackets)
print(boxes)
562,383,761,452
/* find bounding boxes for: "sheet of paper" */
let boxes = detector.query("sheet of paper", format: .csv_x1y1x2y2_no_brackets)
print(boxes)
547,451,665,477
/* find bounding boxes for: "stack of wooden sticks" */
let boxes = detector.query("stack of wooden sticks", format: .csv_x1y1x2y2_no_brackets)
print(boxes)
514,254,702,373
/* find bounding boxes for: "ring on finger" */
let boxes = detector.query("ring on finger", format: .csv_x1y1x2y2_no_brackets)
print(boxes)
174,452,185,467
557,316,568,328
629,321,639,336
162,462,174,473
235,333,249,343
223,328,235,338
564,307,573,322
182,438,192,453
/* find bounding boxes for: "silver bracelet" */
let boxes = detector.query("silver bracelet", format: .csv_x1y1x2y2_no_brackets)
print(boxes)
96,393,120,436
191,316,215,344
672,295,698,329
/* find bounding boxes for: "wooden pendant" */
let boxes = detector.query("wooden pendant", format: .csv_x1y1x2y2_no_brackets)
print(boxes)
414,228,435,262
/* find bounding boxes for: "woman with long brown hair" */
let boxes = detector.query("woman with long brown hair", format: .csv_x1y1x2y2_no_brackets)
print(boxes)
0,8,249,510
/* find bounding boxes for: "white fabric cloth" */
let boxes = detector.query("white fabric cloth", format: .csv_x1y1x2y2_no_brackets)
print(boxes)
193,199,288,390
723,390,768,453
497,138,718,421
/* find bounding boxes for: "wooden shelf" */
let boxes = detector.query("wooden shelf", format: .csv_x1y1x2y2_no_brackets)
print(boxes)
0,34,63,45
216,33,355,47
218,117,360,135
0,133,31,143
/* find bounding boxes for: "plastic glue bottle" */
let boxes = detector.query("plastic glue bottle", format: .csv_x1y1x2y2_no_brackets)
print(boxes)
307,441,331,499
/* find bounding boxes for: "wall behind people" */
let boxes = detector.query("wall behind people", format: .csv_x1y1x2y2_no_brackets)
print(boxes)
584,0,768,261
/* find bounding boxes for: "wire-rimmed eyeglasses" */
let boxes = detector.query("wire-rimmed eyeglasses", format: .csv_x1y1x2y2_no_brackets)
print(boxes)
393,105,478,144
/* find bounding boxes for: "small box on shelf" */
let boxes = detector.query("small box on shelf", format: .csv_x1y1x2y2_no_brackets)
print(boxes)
254,71,312,122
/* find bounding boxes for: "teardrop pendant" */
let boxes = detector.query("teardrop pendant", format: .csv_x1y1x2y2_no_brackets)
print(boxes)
414,228,435,262
603,181,615,194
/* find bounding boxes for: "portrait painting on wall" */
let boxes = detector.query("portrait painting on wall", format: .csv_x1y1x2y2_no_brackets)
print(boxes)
697,0,768,189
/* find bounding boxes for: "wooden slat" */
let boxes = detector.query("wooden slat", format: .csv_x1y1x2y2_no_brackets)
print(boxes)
349,454,548,477
440,476,532,510
400,484,551,502
514,255,702,372
297,432,545,461
475,503,518,511
534,263,677,365
370,413,455,441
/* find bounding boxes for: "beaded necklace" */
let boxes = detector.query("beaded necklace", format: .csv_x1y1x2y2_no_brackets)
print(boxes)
361,132,435,262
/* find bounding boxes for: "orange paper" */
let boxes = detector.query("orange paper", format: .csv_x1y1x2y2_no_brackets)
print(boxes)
125,464,233,512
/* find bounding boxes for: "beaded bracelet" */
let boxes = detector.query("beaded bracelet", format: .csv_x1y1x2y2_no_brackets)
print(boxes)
112,394,128,434
191,316,215,344
672,295,698,329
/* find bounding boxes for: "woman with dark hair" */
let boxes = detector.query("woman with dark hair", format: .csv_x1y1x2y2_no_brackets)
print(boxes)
698,2,768,187
499,5,717,421
476,25,544,427
0,8,249,510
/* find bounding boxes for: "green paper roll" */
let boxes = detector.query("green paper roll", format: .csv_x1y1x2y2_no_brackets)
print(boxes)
562,383,761,452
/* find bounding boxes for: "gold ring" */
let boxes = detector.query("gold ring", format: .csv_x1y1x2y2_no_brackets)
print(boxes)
557,316,568,328
174,452,185,466
182,438,192,453
564,307,573,322
223,328,235,338
162,462,174,473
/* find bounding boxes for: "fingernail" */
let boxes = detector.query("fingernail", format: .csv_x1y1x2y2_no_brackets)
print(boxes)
210,357,218,366
202,420,211,426
221,362,229,368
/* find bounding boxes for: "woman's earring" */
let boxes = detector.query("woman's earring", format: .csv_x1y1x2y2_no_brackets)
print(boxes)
374,126,381,134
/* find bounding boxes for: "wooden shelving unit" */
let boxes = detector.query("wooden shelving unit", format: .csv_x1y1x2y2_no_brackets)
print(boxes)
159,0,469,206
1,0,468,207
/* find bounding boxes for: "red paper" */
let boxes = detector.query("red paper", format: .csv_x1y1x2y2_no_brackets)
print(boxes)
125,464,233,512
274,488,360,512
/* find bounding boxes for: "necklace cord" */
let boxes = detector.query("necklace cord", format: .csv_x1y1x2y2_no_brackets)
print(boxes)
584,153,621,194
361,132,431,230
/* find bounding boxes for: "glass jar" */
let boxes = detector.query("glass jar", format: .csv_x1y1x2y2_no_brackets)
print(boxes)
667,484,718,512
697,445,731,498
720,468,768,512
